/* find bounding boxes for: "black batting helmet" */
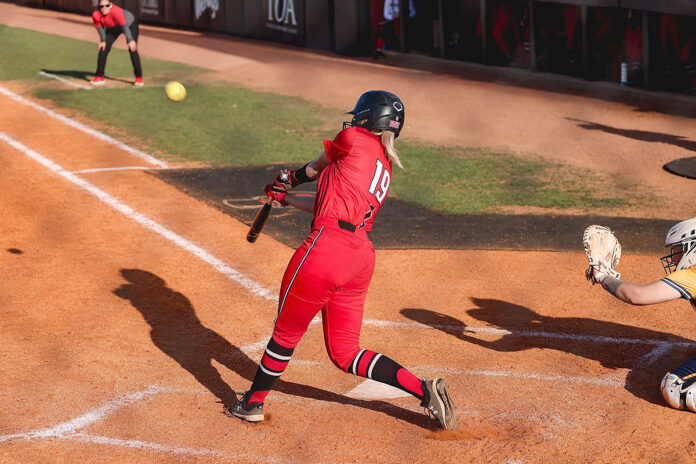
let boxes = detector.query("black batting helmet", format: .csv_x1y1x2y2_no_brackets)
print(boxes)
343,90,405,138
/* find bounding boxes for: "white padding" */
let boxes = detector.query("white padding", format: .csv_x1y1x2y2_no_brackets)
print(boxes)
685,384,696,412
661,373,685,410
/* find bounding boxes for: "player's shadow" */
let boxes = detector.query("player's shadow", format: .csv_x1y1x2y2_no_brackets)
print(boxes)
567,117,696,153
40,69,93,81
113,269,433,429
401,299,696,406
41,69,134,84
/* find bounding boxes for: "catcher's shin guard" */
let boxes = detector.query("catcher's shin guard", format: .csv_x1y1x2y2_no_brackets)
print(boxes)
661,373,696,411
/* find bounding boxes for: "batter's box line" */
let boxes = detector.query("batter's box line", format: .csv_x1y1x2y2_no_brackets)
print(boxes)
0,382,584,462
58,433,292,463
0,385,168,443
358,318,696,348
2,112,681,355
0,385,378,464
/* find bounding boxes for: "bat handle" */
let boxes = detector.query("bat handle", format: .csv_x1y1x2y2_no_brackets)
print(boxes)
246,199,273,243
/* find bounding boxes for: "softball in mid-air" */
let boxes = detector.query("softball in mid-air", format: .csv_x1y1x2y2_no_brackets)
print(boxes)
165,81,186,102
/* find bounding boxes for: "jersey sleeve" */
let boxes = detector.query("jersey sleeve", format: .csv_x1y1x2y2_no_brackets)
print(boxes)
122,9,135,42
662,267,696,301
92,11,104,28
323,128,355,163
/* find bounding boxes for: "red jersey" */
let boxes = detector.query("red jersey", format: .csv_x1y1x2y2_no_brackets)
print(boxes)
92,4,127,29
315,127,392,232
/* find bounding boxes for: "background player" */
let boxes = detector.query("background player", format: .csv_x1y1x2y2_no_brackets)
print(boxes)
230,90,458,430
588,217,696,411
91,0,143,86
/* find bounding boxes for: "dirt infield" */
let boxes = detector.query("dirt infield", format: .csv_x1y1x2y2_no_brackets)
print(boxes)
3,3,696,463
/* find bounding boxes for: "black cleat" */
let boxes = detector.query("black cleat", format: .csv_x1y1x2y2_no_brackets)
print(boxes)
228,391,264,423
421,378,458,430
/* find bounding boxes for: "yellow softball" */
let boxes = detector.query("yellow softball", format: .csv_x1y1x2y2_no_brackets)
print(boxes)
165,81,186,102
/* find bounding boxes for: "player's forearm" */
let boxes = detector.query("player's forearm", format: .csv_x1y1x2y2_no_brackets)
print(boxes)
305,152,330,180
285,194,315,213
96,27,107,42
599,277,674,305
600,276,628,302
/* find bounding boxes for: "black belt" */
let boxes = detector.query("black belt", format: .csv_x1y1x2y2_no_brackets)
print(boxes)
312,218,357,233
338,220,356,232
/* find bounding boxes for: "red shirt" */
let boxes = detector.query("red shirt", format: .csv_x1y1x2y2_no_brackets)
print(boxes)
92,4,127,29
315,127,392,232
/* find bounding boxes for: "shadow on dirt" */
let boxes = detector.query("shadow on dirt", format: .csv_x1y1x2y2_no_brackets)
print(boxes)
113,268,434,429
568,118,696,153
401,300,696,407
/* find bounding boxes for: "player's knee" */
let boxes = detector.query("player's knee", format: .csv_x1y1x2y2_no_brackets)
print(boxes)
327,346,361,373
660,372,696,411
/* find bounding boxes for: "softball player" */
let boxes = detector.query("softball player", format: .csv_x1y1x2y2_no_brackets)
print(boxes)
91,1,143,86
588,217,696,411
230,90,458,430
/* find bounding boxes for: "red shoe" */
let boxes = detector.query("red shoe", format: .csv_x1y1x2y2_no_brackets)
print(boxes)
90,76,105,86
133,77,144,87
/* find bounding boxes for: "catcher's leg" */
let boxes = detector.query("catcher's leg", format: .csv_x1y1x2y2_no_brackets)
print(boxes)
661,356,696,411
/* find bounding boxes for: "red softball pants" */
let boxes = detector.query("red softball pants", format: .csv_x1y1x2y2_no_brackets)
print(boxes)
271,217,374,372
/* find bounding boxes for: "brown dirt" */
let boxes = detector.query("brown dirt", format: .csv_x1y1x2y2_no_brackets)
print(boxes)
3,3,696,463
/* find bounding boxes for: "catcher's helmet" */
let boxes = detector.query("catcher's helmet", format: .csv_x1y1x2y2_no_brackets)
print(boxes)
661,217,696,274
343,90,405,138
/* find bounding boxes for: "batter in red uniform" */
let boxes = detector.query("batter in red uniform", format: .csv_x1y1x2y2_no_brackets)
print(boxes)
91,1,143,86
230,91,458,430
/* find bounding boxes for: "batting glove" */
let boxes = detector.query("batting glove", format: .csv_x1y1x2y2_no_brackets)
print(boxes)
264,183,288,207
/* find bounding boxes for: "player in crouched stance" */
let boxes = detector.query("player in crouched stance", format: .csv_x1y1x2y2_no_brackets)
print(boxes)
229,90,458,430
588,217,696,411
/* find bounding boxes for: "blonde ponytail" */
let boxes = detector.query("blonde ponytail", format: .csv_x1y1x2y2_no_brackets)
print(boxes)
380,131,403,169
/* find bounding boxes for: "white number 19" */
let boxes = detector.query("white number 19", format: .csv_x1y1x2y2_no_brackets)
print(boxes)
368,159,390,204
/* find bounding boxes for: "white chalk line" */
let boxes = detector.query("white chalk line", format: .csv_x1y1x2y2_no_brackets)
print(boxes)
0,84,168,168
70,166,170,174
0,132,274,302
0,385,166,443
37,72,165,91
38,71,92,89
429,366,623,387
0,386,292,463
67,433,289,463
237,340,319,366
0,130,677,400
354,318,696,348
2,84,686,351
0,383,577,446
0,89,682,456
239,338,618,385
637,342,675,365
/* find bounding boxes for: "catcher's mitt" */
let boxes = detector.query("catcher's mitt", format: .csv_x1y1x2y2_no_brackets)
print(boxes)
583,225,621,282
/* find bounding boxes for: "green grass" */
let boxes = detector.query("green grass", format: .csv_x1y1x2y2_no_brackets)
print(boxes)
35,83,634,214
4,25,643,214
392,144,628,213
36,85,336,165
0,25,196,81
